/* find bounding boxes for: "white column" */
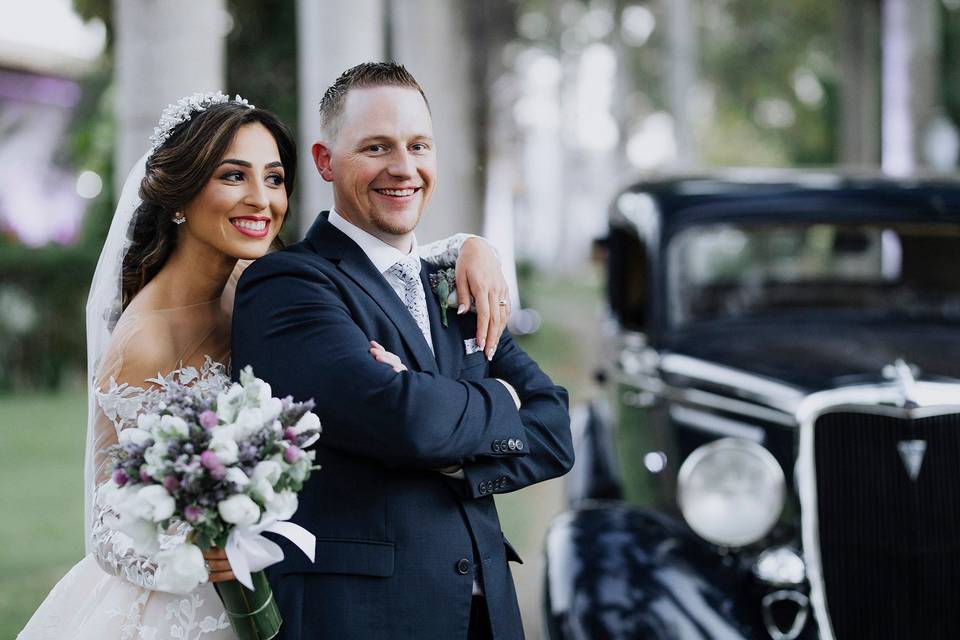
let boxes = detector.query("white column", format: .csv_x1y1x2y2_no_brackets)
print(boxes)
113,0,228,192
390,0,482,242
296,0,385,235
665,0,697,166
881,0,941,175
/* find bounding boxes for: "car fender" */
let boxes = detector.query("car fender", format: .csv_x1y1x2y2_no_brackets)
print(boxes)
543,503,753,640
566,399,623,506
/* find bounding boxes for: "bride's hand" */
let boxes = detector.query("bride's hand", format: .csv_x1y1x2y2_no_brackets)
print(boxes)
203,547,235,583
456,238,509,361
370,341,407,372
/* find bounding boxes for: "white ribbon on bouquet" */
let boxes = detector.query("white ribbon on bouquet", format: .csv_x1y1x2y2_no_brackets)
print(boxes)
225,517,316,590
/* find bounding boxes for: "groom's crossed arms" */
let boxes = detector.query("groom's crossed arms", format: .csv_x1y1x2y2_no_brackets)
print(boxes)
232,248,574,495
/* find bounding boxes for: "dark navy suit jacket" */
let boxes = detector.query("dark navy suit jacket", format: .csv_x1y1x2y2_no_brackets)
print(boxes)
231,213,573,640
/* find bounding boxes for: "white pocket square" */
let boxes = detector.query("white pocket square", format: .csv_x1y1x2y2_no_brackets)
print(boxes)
464,338,482,355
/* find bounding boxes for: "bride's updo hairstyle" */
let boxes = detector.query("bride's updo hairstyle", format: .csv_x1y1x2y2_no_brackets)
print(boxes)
121,101,297,309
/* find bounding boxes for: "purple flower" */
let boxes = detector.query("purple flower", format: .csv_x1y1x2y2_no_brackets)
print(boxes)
112,468,128,487
198,410,219,430
283,428,297,442
163,475,181,493
201,450,227,480
284,445,302,464
184,505,203,522
139,468,152,482
200,450,220,470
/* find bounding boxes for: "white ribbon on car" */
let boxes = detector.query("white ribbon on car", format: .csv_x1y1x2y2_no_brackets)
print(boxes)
224,517,316,590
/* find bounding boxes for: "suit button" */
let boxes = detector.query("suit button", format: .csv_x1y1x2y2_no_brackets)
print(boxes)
516,439,524,451
507,438,517,451
478,482,487,494
456,558,471,575
491,441,501,453
500,439,509,450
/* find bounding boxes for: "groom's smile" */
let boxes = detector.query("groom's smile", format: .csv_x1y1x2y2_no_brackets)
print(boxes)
313,85,437,251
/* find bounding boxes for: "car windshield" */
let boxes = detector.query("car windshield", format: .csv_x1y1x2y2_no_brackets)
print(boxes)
668,221,960,327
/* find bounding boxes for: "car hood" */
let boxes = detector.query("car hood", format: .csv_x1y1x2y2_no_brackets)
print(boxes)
663,317,960,392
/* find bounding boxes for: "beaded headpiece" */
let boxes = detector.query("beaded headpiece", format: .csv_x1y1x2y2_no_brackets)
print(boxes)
149,91,255,153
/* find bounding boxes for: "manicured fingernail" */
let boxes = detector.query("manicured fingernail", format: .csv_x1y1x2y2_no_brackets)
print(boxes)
486,347,495,361
478,337,486,350
458,304,467,314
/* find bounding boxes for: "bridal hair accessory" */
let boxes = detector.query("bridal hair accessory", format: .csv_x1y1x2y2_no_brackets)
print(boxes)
172,212,186,225
150,91,254,153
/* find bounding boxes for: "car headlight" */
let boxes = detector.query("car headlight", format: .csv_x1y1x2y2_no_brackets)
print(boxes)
677,437,785,548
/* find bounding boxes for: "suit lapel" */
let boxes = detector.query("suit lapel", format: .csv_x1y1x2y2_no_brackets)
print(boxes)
422,262,464,378
306,213,439,374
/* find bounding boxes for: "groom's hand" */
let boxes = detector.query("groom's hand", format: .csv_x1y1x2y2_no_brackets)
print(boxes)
456,237,510,361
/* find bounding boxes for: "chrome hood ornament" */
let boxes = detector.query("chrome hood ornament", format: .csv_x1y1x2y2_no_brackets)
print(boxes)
897,439,927,481
882,359,920,408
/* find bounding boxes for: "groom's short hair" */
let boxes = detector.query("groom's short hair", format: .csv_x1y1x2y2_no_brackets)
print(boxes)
319,62,430,141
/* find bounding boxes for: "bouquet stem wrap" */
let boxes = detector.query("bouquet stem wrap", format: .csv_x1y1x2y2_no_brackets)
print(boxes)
214,570,282,640
215,518,316,639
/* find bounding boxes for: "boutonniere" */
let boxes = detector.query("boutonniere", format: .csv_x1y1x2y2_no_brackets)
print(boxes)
429,267,458,327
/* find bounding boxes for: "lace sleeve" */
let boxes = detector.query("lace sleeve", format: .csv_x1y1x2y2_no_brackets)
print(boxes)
90,490,162,590
89,380,169,590
421,233,500,267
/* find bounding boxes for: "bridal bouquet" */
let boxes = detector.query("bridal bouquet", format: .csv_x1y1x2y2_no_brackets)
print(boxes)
103,365,321,640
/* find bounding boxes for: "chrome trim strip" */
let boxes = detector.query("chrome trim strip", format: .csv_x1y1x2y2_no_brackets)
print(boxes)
795,381,960,640
659,354,806,414
669,405,766,443
616,369,798,427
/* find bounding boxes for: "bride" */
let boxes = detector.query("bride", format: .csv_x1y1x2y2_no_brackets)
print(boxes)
18,92,508,640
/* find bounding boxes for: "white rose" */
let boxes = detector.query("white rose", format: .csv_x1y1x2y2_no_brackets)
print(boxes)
115,515,160,555
224,467,251,488
265,491,299,521
262,397,283,425
218,494,261,526
254,378,273,407
233,407,264,439
292,412,321,435
127,485,176,522
209,434,239,465
142,441,169,477
250,477,275,504
119,427,153,446
155,543,208,594
159,415,189,440
253,460,282,485
137,413,161,433
216,383,244,423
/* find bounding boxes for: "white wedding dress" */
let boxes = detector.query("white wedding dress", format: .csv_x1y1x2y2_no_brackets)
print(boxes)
18,236,469,640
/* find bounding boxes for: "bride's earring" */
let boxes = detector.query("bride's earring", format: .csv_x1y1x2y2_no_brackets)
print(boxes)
172,212,186,225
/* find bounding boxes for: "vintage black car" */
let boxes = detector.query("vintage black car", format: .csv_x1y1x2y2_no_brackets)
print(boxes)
542,173,960,640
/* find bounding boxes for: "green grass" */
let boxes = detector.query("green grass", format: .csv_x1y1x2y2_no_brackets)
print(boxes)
0,390,87,638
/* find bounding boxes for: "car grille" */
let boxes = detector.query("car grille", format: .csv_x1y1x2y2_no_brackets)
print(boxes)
814,410,960,639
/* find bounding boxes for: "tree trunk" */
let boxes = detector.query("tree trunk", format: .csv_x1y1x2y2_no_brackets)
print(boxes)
838,0,880,166
665,0,697,166
113,0,227,193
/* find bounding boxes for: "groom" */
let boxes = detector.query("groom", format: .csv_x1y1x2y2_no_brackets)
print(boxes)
232,62,573,639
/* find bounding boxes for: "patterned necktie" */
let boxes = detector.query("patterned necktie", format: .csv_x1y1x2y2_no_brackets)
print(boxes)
387,257,433,350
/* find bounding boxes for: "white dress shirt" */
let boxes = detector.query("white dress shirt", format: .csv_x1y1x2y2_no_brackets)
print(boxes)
328,209,434,352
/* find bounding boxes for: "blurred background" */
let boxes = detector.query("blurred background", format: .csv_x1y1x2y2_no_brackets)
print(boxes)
1,0,959,637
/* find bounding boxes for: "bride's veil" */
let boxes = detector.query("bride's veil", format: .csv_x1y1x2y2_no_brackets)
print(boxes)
82,151,149,552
